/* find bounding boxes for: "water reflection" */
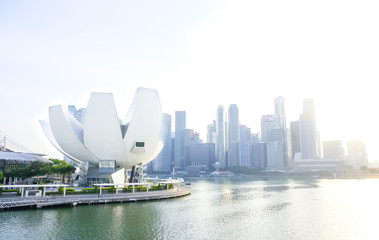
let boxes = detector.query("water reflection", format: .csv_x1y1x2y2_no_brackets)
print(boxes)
1,178,379,240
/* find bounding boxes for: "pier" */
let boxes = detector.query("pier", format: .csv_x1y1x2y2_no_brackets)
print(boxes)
0,186,191,211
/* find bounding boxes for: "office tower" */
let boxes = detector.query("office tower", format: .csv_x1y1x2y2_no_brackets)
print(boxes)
239,125,251,167
216,106,226,167
193,132,201,144
251,133,260,144
266,142,285,170
299,99,318,159
174,111,186,170
228,104,240,166
323,140,344,160
252,142,267,169
274,96,289,167
286,128,293,168
290,121,301,159
189,143,215,169
207,121,217,144
229,142,240,166
170,133,175,171
346,140,368,168
181,129,195,170
274,96,286,130
261,115,277,143
150,113,172,172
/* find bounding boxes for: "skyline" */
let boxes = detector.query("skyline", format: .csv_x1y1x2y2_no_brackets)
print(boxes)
1,1,378,161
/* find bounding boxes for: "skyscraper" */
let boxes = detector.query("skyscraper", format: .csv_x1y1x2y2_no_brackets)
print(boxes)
274,96,288,167
239,125,251,167
274,96,286,130
150,113,172,172
174,111,186,170
228,104,239,166
207,121,216,144
290,121,301,160
266,141,285,170
181,129,195,169
346,140,368,168
323,140,344,160
216,106,226,167
261,115,277,143
252,142,267,169
299,99,319,159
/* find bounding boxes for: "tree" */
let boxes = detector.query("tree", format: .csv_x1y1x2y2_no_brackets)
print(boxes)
5,162,49,180
0,170,3,182
49,159,76,184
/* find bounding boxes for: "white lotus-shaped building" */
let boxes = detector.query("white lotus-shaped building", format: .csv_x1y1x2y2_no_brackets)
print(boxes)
40,88,163,174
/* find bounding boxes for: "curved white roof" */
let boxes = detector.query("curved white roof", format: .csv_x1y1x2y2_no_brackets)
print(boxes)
40,87,163,169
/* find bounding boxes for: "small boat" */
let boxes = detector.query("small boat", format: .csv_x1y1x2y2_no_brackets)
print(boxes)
185,182,191,185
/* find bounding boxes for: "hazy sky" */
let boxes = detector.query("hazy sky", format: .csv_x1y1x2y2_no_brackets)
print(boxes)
1,1,378,161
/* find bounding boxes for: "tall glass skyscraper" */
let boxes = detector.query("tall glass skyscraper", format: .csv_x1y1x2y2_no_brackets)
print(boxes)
274,96,286,130
274,96,288,168
151,113,172,172
239,125,251,167
174,111,186,170
207,121,216,144
299,99,318,159
216,106,226,167
290,121,301,160
228,104,239,166
261,115,277,143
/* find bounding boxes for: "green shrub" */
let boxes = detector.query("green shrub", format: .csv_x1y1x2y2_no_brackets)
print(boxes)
2,189,19,193
168,183,174,189
58,186,64,194
66,188,75,192
122,186,133,192
82,187,99,193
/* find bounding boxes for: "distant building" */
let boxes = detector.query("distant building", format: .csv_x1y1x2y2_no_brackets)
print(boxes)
189,143,215,171
228,104,239,166
346,140,368,169
293,159,343,172
239,125,251,167
174,111,186,170
252,143,267,169
149,113,172,172
229,141,240,166
251,133,260,144
290,121,301,160
323,140,344,160
170,133,175,172
299,99,319,159
207,121,217,144
266,142,285,170
261,115,277,143
181,129,196,170
216,106,226,167
274,96,286,130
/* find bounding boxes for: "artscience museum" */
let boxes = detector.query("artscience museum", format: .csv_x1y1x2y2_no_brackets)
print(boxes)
40,87,163,185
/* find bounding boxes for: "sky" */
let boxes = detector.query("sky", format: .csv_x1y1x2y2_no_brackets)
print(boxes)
0,0,378,161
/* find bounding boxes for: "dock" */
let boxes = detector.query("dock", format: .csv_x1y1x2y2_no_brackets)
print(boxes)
0,186,191,211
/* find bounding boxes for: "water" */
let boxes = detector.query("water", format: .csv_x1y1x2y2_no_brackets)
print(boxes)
1,178,379,240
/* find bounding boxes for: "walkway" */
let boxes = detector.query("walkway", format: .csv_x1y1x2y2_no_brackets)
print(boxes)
0,186,191,211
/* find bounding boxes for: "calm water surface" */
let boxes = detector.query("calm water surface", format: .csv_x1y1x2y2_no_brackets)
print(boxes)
1,178,379,240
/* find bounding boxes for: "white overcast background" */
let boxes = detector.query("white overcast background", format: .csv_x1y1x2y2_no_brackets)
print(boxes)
1,1,378,161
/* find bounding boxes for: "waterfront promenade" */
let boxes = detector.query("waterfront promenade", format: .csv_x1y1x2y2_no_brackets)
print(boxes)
0,186,191,211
